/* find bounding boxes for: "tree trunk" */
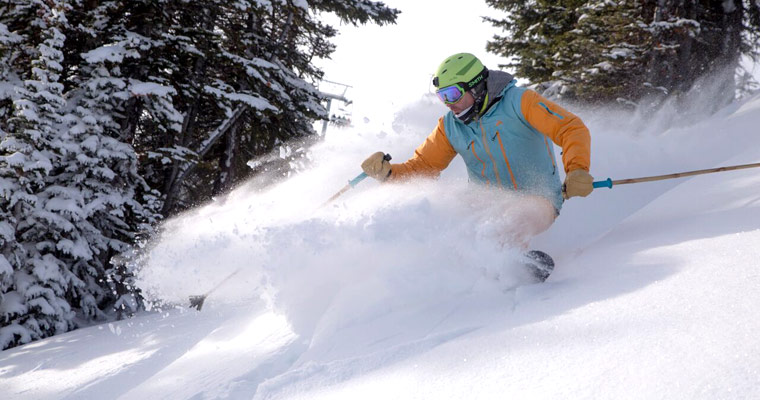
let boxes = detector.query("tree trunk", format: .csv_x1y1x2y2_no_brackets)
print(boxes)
119,97,141,144
162,107,247,214
675,0,697,94
212,120,239,195
161,8,214,215
714,0,743,107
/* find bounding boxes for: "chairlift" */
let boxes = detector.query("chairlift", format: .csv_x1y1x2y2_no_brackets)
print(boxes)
319,80,353,134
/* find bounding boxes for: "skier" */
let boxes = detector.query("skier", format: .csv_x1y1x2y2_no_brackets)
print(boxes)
360,53,593,282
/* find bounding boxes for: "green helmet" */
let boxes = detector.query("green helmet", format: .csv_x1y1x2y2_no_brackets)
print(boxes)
432,53,488,90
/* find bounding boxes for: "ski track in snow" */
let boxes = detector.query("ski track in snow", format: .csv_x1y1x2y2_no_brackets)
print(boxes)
2,93,760,399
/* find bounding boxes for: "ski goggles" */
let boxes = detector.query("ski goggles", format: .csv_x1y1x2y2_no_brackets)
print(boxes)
435,84,466,104
433,67,489,105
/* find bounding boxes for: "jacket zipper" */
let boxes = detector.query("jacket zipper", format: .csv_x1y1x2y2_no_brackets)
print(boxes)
467,140,488,183
478,118,502,186
543,137,557,175
493,131,518,189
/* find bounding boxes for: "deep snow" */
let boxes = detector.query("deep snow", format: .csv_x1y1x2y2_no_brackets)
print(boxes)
1,91,760,399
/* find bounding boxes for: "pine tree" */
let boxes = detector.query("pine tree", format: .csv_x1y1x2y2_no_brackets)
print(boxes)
485,0,760,107
485,0,587,90
563,0,655,104
0,0,75,349
0,0,399,349
59,52,162,320
0,0,162,349
101,0,401,215
0,18,25,312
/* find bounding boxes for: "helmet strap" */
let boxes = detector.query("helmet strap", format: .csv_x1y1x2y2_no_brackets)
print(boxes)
474,89,489,116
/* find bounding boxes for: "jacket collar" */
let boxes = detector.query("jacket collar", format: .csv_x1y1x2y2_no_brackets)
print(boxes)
485,70,515,102
481,70,515,117
449,70,517,125
450,70,516,125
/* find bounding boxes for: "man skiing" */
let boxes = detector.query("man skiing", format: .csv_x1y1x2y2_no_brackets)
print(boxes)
360,53,593,281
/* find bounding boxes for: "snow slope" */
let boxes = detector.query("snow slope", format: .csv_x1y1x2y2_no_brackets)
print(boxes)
1,93,760,399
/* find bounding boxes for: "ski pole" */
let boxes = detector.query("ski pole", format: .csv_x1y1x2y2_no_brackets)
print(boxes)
320,153,392,207
593,161,760,189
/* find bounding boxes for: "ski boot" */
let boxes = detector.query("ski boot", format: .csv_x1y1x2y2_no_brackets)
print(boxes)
523,250,555,283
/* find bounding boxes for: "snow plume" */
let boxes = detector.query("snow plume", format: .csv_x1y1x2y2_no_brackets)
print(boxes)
138,88,760,362
137,96,538,348
635,64,741,129
137,165,535,338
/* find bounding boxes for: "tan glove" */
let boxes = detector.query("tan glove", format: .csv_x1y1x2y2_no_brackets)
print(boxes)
361,151,392,181
563,169,594,199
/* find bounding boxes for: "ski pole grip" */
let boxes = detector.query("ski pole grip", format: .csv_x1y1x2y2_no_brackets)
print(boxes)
349,154,391,187
593,178,613,189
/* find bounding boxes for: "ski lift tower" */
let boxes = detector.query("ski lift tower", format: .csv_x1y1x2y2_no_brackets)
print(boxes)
319,80,353,135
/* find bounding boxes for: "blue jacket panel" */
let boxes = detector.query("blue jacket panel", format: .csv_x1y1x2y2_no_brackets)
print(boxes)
442,81,563,211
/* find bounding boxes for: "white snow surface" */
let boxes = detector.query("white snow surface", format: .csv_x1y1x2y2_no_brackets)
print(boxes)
2,92,760,399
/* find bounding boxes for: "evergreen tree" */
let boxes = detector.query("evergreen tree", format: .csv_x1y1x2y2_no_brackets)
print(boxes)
485,0,760,107
96,0,401,215
0,3,28,333
59,53,162,320
0,0,399,349
0,0,75,349
561,0,656,104
485,0,587,90
0,0,161,349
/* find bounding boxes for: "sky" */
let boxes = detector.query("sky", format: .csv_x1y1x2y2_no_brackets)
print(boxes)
315,0,507,129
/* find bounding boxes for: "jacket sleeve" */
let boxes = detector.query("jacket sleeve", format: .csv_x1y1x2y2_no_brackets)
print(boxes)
389,117,458,181
521,90,591,173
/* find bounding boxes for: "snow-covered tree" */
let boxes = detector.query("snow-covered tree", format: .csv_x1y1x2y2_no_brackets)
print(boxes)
0,0,75,349
557,0,653,104
85,0,400,215
58,54,162,321
0,0,399,350
485,0,760,107
485,0,586,90
0,0,162,349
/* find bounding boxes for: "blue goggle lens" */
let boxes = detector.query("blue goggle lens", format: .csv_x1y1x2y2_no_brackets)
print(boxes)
436,85,465,104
